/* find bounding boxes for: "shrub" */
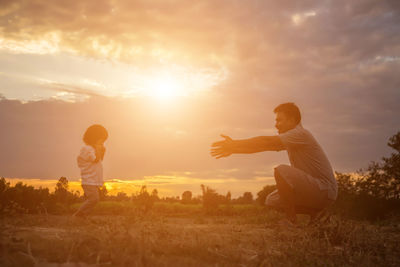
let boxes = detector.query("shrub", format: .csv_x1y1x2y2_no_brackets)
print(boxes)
132,185,156,213
256,185,276,205
200,184,226,214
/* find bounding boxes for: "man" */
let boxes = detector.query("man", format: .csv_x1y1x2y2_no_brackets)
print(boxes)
210,103,337,225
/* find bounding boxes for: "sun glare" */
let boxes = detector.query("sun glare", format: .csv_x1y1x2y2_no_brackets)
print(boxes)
123,66,228,100
150,75,183,100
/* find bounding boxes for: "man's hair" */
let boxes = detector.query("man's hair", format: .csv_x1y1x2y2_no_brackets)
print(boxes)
83,124,108,146
273,102,301,124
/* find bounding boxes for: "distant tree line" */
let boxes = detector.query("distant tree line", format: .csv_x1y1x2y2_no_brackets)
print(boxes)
0,178,258,215
0,176,80,215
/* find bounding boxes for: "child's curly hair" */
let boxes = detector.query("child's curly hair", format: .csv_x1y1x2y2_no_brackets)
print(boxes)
83,124,108,146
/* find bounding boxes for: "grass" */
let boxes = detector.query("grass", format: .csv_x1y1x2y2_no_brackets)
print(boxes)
1,205,400,266
69,201,265,216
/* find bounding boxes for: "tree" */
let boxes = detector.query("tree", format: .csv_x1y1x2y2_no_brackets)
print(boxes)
55,177,69,192
134,185,155,213
116,192,129,201
226,191,231,204
53,177,80,212
256,185,277,205
234,191,254,204
0,180,55,214
0,177,10,195
359,131,400,199
242,192,253,203
0,177,11,211
332,131,400,219
181,191,192,204
200,184,226,213
151,189,159,201
53,177,69,204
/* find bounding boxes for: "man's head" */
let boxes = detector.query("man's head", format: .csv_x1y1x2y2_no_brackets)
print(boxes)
274,103,301,134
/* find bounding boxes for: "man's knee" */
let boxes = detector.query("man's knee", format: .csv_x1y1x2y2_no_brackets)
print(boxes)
274,164,290,177
274,164,291,185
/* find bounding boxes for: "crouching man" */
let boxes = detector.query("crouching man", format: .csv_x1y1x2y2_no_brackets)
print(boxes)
210,103,337,225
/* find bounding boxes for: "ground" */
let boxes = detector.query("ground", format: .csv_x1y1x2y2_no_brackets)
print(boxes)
1,212,400,266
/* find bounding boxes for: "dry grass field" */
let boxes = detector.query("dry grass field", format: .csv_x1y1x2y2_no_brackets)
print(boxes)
1,210,400,267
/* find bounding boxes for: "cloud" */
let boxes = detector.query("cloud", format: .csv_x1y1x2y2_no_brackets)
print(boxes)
1,0,394,67
1,1,399,99
41,81,105,97
0,0,399,182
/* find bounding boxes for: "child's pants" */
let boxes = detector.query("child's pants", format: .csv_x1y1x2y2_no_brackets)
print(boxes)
75,185,100,216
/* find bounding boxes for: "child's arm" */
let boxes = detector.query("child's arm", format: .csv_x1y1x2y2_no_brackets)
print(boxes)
94,144,106,162
77,146,96,166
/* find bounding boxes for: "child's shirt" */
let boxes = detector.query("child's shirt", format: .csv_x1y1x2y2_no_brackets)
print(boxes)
77,145,103,186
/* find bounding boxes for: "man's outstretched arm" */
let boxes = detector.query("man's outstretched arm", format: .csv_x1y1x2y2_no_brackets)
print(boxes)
210,134,285,159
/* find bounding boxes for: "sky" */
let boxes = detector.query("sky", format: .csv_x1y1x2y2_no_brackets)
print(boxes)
1,0,400,197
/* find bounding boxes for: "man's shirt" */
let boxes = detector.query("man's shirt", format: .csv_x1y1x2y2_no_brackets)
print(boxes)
279,124,337,200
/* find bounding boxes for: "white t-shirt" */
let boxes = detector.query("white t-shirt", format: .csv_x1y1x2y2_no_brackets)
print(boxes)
77,145,103,186
279,124,338,200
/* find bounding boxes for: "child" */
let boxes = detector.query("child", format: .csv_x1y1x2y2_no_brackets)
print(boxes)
73,124,108,217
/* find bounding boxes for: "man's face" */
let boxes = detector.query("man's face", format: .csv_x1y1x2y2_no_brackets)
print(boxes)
275,112,297,134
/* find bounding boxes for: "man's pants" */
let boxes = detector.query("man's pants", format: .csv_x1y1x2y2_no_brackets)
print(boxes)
265,164,334,211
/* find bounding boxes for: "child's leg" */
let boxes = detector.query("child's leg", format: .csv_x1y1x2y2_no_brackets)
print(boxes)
73,185,99,217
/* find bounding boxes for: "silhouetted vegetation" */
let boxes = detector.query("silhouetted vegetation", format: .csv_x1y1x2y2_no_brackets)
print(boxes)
333,131,400,219
256,185,277,205
181,190,192,204
131,185,157,213
201,184,230,214
0,176,80,215
232,191,254,204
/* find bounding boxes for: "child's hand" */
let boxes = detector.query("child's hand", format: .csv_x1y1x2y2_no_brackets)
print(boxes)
95,144,105,152
94,144,106,161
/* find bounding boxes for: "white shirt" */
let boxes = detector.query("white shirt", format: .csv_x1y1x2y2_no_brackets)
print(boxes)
77,145,103,186
279,124,338,200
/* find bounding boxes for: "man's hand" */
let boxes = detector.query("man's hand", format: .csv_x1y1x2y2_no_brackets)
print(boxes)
210,134,234,159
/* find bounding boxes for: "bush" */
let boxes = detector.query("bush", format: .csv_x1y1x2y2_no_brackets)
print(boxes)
332,131,400,219
132,186,157,213
0,177,80,215
256,185,276,205
200,184,227,214
333,172,400,220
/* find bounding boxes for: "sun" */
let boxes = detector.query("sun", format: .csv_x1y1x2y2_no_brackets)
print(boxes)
147,73,184,100
125,66,227,100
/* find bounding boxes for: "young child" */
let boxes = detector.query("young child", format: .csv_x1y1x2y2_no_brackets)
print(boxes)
73,124,108,217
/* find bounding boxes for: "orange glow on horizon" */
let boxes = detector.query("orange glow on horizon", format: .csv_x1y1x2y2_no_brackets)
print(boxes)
4,175,275,198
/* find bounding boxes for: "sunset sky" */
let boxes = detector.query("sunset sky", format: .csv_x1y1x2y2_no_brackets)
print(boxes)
1,0,399,197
